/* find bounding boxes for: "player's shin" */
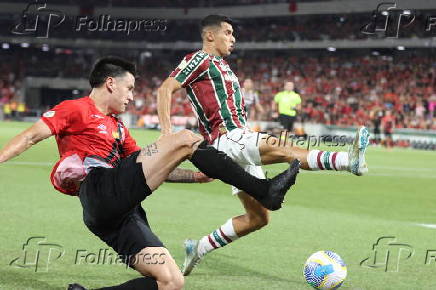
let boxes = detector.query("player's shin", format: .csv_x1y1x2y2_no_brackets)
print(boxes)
197,218,238,257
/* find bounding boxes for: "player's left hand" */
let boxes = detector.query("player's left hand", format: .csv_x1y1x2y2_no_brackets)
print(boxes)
193,172,214,183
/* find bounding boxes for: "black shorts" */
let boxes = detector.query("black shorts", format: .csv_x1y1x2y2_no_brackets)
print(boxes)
279,114,296,131
79,151,164,265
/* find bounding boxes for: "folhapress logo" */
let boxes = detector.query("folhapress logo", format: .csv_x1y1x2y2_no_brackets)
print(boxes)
11,0,65,38
361,2,436,38
360,236,414,272
9,236,65,272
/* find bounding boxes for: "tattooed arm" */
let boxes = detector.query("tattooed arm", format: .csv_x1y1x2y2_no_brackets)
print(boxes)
166,168,213,183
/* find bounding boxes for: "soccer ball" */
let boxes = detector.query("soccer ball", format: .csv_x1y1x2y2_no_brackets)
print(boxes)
303,251,347,289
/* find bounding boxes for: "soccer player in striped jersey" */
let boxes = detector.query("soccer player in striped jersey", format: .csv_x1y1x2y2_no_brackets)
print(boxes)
157,14,370,276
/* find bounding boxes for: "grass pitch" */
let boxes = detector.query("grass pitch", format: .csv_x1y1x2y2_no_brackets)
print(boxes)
1,121,436,290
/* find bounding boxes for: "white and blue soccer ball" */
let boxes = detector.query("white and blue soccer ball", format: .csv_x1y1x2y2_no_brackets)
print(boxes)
303,251,347,289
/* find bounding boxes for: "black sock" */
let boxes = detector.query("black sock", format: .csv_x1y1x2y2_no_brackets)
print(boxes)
97,277,158,290
190,141,269,200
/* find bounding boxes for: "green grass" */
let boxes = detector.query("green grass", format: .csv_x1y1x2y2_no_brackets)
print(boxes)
1,121,436,290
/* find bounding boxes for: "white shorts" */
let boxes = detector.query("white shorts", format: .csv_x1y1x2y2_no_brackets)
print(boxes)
212,128,267,195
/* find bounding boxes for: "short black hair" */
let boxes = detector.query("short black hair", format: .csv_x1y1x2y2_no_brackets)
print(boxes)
200,14,233,32
89,56,136,88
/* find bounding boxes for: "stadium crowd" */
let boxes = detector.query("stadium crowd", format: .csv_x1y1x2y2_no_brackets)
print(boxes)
1,49,436,132
130,52,436,132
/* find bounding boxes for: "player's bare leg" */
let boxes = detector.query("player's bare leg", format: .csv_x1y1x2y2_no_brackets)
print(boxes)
182,191,270,276
136,130,203,191
233,192,269,236
91,247,183,290
133,247,184,290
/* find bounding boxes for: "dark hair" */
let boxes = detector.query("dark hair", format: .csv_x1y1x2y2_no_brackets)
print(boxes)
89,56,136,88
200,14,233,32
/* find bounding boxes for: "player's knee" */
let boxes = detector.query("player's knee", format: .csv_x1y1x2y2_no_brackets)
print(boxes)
158,273,184,290
175,129,203,148
173,272,185,290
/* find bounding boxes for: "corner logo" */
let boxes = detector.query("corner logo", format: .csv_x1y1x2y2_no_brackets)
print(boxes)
360,236,414,272
9,236,65,272
11,0,65,38
361,2,415,38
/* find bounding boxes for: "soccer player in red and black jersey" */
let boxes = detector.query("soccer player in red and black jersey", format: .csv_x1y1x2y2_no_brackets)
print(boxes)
157,15,371,276
0,57,300,290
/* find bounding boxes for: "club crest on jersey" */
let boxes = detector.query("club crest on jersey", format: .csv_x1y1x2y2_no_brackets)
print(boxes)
43,111,55,118
112,131,120,139
219,63,230,71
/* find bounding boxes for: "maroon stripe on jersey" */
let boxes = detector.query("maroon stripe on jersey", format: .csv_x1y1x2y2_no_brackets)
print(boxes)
213,60,243,128
171,67,181,77
219,227,232,243
331,152,338,170
208,235,218,249
193,78,225,142
316,151,324,169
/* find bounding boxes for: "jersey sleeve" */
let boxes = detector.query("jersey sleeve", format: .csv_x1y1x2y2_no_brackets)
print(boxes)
296,94,302,105
121,127,141,158
274,93,281,103
40,100,83,135
169,51,209,88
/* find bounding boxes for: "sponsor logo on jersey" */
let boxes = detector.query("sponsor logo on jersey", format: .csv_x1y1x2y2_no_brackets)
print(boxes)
181,52,206,75
91,114,104,119
43,111,55,118
97,124,107,134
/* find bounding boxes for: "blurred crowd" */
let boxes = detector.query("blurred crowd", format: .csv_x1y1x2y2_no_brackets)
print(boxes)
130,51,436,131
232,53,436,131
1,49,436,132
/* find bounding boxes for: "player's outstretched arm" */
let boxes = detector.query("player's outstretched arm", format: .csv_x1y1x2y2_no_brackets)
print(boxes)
157,77,183,135
0,120,52,163
165,168,213,183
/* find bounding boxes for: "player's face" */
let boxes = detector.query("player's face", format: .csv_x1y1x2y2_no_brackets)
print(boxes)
284,81,294,91
110,72,135,114
215,22,235,57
